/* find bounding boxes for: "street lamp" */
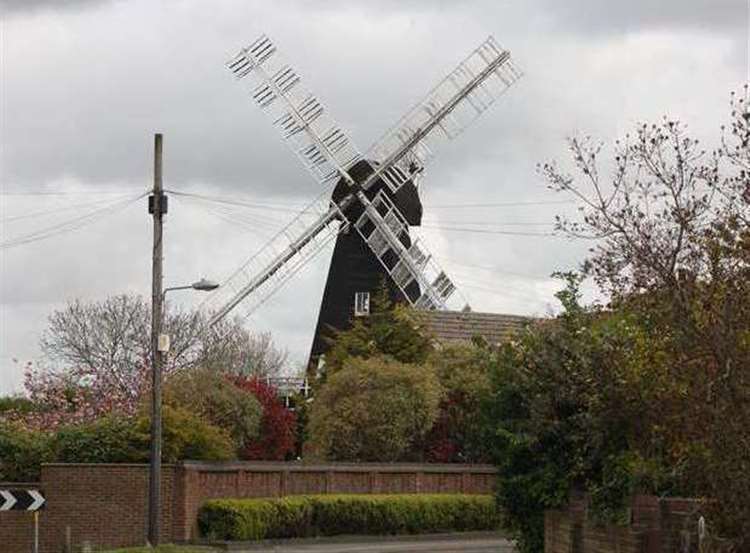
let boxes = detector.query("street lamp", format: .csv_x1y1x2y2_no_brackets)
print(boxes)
148,276,219,546
156,279,220,352
163,278,220,295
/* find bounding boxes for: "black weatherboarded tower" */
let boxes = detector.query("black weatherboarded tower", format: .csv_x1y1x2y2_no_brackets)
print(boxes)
308,160,423,368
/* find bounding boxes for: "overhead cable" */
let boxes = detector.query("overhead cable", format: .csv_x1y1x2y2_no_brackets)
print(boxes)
420,224,556,237
0,192,147,250
424,200,574,209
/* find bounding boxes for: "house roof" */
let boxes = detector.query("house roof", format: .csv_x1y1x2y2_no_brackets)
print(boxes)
418,310,534,346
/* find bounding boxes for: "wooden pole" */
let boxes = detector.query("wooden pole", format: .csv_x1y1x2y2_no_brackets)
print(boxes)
33,511,39,553
148,133,164,546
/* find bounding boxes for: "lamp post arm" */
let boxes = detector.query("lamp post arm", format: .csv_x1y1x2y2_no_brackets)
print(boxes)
162,285,193,298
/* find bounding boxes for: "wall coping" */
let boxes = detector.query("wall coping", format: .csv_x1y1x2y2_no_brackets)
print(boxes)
179,461,498,474
0,482,39,487
42,463,177,468
40,461,498,474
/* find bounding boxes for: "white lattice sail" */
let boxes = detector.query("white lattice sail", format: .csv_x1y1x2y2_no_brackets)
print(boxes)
368,36,522,193
207,34,522,326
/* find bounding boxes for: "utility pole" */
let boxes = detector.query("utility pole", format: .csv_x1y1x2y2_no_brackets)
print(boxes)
148,133,166,546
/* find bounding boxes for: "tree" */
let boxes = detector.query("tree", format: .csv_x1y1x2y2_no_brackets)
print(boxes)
12,360,139,430
164,367,262,451
218,331,289,378
39,294,288,382
7,294,288,429
322,284,434,376
231,376,297,461
523,88,750,548
486,275,678,553
306,356,442,462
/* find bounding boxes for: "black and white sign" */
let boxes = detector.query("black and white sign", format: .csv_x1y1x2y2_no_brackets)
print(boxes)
0,489,45,511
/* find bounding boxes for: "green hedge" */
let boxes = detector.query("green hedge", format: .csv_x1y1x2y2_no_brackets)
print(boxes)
198,494,500,540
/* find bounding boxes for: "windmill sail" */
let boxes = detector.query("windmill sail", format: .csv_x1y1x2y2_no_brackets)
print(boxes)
226,35,362,188
209,34,520,326
367,36,522,193
204,192,344,326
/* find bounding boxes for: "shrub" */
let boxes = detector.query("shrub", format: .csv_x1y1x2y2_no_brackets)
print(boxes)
232,376,296,461
424,342,495,463
0,406,234,480
198,494,499,540
135,405,235,462
164,367,262,450
0,396,36,415
54,416,147,464
53,406,234,464
0,422,52,481
306,356,442,462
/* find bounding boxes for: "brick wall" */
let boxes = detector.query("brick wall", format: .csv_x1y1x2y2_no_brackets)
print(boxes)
174,461,497,541
40,464,177,552
545,494,703,553
0,461,496,553
0,482,38,553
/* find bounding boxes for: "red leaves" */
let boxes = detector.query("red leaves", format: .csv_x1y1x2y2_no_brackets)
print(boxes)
232,376,296,461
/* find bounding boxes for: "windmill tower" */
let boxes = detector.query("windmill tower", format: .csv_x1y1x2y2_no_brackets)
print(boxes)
204,35,522,366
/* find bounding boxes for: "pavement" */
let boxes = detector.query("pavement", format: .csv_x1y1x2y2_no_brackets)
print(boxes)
217,532,515,552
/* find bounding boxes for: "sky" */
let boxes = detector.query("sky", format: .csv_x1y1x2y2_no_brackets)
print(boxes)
1,0,747,394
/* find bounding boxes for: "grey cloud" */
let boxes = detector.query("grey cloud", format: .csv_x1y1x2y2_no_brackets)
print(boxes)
0,0,112,16
1,0,745,393
537,0,747,34
294,0,747,34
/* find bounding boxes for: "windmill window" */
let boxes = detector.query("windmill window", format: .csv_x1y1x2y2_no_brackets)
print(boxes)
354,292,370,317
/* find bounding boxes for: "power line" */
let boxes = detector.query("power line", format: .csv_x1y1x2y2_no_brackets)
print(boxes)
164,190,574,213
422,219,554,227
448,267,557,302
424,199,574,209
166,190,308,214
170,194,280,240
0,190,143,197
173,193,288,228
442,259,552,280
0,198,119,223
0,192,147,250
421,224,556,237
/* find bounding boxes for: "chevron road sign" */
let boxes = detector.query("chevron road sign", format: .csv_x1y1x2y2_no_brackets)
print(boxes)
0,489,45,511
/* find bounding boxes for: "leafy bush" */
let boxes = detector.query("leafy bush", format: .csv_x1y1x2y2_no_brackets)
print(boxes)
164,367,262,450
306,356,441,462
231,376,296,461
0,422,53,481
54,416,147,464
0,395,36,415
135,405,235,462
424,342,495,463
198,494,499,540
54,406,234,464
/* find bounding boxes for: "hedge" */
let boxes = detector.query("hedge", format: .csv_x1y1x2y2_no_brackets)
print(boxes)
198,494,500,540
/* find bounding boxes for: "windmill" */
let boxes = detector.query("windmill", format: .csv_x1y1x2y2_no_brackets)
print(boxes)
204,34,522,368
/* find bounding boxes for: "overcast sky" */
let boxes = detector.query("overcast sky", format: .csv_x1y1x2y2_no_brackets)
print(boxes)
1,0,747,394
